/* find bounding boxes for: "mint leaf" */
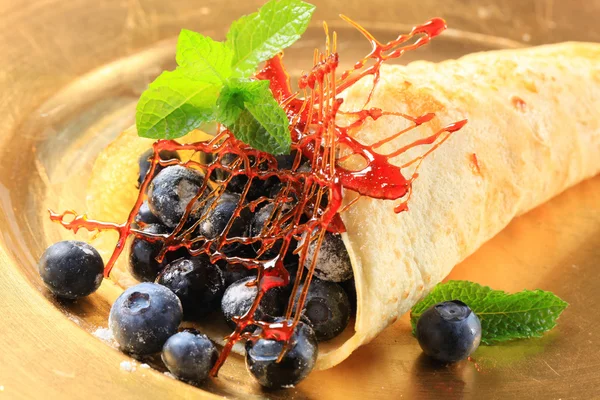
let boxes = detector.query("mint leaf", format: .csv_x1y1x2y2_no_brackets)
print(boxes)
216,79,269,126
137,31,232,139
176,30,233,83
216,79,291,154
410,281,568,344
226,0,315,77
136,69,220,139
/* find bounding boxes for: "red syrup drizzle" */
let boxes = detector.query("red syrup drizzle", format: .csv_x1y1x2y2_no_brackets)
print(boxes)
49,16,467,376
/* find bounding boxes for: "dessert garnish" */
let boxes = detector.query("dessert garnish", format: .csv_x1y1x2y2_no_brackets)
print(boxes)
411,281,568,345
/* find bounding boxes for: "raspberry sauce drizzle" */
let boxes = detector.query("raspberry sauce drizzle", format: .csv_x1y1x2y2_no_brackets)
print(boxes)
49,16,467,376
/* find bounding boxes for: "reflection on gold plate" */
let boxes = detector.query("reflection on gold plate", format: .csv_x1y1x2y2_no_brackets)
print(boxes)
0,0,599,399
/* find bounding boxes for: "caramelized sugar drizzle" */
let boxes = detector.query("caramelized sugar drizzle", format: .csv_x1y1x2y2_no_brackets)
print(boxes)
49,17,466,376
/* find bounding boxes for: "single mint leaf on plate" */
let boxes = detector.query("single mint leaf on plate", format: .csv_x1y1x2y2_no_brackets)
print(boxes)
410,281,568,344
176,30,233,83
226,0,315,78
216,79,291,155
136,69,220,139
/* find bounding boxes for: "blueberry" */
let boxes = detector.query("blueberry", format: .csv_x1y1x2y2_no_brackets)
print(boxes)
109,282,182,355
163,246,191,265
129,224,169,282
157,256,225,319
221,277,284,330
294,278,350,341
273,152,299,171
296,161,312,173
263,151,303,189
137,148,180,187
161,329,218,385
215,153,269,201
277,256,300,297
221,262,257,287
197,192,251,255
300,232,353,282
220,259,296,292
268,182,286,199
340,278,357,315
245,319,318,389
268,182,299,203
37,240,104,299
416,300,482,363
249,203,294,257
134,200,161,226
148,165,208,228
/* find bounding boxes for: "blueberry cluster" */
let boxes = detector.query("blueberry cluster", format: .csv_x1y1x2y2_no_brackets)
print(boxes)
37,149,357,389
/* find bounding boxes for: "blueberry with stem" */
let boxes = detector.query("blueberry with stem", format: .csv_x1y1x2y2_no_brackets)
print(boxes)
416,300,482,363
109,282,182,355
294,278,351,341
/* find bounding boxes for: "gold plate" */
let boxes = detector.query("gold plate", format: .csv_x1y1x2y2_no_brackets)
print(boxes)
1,0,599,398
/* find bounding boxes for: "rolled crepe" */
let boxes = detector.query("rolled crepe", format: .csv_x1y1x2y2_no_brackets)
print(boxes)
87,42,600,370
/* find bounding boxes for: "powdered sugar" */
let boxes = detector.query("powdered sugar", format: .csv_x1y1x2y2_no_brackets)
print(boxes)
93,327,117,346
163,371,176,379
66,314,81,326
221,279,256,317
120,360,137,372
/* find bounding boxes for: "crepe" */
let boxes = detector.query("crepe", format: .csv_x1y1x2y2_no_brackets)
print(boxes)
87,42,600,370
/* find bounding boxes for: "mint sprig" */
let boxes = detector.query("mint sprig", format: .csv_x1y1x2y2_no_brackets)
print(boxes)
410,281,568,344
217,80,291,154
135,0,315,154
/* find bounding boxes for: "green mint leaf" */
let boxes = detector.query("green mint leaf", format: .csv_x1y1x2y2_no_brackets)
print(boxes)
176,30,233,83
410,281,568,344
226,0,315,78
136,69,220,139
216,79,291,154
137,30,232,139
216,79,269,126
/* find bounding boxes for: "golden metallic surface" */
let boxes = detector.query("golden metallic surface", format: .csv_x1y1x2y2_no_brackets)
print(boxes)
0,0,599,398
